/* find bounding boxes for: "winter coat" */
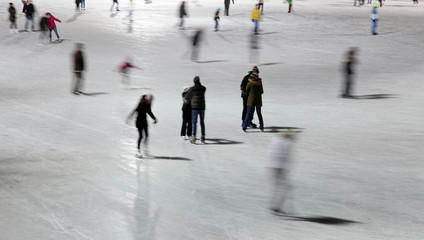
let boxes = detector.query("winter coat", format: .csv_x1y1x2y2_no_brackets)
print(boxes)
180,4,187,18
9,6,16,22
39,17,49,31
74,50,85,72
251,8,261,20
23,3,35,17
135,100,156,128
240,73,251,98
182,91,192,112
214,11,220,21
48,16,61,30
187,83,206,110
246,75,263,106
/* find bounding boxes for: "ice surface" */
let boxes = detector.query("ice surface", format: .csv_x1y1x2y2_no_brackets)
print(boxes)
1,0,424,239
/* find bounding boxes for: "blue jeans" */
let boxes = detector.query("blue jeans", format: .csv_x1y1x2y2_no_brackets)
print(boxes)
243,106,263,129
253,20,259,33
25,15,34,31
192,109,205,136
49,28,60,40
372,19,378,34
215,20,218,30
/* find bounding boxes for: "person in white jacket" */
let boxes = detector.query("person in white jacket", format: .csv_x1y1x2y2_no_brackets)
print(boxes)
268,133,295,214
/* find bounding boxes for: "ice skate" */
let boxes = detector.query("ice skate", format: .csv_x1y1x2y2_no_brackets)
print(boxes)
200,135,205,143
190,135,196,144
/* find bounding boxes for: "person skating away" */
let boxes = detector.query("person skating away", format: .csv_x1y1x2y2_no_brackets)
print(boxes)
179,1,188,29
126,94,157,158
251,4,261,35
241,66,260,128
269,133,295,215
242,71,264,131
115,57,141,88
46,12,61,42
224,0,230,16
187,76,206,144
214,8,220,32
191,28,203,62
180,86,192,140
9,3,18,34
413,0,418,6
287,0,293,13
72,43,86,95
39,13,49,42
340,47,358,98
258,0,264,14
23,0,35,32
371,4,378,35
111,0,120,11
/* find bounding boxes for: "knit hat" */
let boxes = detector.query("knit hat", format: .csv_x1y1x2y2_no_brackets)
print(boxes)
194,76,200,83
252,66,259,73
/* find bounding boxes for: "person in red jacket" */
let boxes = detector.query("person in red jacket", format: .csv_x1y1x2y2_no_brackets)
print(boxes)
46,12,61,42
115,57,141,87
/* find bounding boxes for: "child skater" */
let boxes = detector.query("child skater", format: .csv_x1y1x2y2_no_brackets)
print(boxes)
46,12,62,42
180,86,192,140
115,57,141,87
214,8,220,32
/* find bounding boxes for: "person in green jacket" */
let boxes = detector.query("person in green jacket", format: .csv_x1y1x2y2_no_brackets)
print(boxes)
242,71,264,131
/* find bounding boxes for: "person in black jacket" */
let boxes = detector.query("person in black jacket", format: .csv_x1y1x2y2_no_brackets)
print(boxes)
187,76,206,144
341,48,358,98
39,13,49,42
23,0,35,32
72,43,85,95
241,66,258,128
224,0,230,16
179,1,188,28
180,86,192,140
127,94,158,158
9,3,18,34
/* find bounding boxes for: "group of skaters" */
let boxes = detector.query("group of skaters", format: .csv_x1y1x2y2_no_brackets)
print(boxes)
7,1,62,43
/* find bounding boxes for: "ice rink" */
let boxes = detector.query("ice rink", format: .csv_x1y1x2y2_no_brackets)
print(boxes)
1,0,424,239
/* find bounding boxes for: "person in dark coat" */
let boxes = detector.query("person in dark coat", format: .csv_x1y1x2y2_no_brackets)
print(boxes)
187,76,206,143
341,48,358,98
39,13,49,41
179,1,188,28
127,94,157,157
23,0,35,31
180,86,192,140
242,71,264,131
75,0,81,11
191,28,203,61
224,0,231,16
240,66,259,128
9,3,18,34
72,43,85,94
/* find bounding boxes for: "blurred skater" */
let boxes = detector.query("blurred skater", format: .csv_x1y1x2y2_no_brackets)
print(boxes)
252,4,261,34
126,94,157,158
75,0,81,11
9,3,18,34
111,0,120,11
258,0,264,14
371,4,378,35
249,33,260,63
179,1,188,29
180,86,192,140
224,0,230,16
81,0,85,10
240,66,259,128
115,57,141,87
269,133,295,214
287,0,293,13
413,0,418,6
187,76,206,144
214,8,220,32
191,28,203,61
341,48,358,98
23,0,35,32
242,71,264,131
72,43,85,95
39,13,49,42
46,12,61,42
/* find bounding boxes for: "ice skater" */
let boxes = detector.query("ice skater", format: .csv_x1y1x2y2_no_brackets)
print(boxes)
179,1,188,29
180,86,192,140
341,47,358,98
191,28,203,61
370,4,378,35
39,13,49,42
187,76,206,144
126,94,158,158
46,12,62,42
251,4,261,34
241,66,260,128
72,43,85,95
23,0,35,32
8,3,18,34
214,8,220,32
413,0,419,6
224,0,230,16
242,71,264,132
269,133,295,215
111,0,120,11
75,0,81,11
115,57,141,87
81,0,86,10
287,0,293,13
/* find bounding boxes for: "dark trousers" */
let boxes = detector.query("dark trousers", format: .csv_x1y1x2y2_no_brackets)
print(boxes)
137,126,148,149
224,2,230,16
242,96,254,122
73,72,84,93
181,110,192,136
343,74,353,96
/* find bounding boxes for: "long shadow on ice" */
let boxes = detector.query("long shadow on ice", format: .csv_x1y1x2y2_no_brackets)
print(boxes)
245,126,303,133
279,215,360,225
79,92,110,96
193,60,228,64
198,138,243,145
149,156,192,161
350,94,396,100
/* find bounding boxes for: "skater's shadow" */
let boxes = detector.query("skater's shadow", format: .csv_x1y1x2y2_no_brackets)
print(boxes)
79,92,110,96
66,12,82,23
260,32,279,36
126,87,152,90
144,0,153,4
375,31,397,36
202,138,243,145
193,60,227,64
110,11,120,18
350,94,395,99
149,156,191,161
258,62,283,66
281,215,360,225
245,126,303,133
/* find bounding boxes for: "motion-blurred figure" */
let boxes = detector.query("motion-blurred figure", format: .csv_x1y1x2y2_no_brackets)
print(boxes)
187,76,206,144
180,86,192,140
341,47,358,98
127,94,157,158
214,8,220,32
39,13,49,42
75,0,81,11
413,0,418,6
111,0,120,11
251,4,261,34
72,43,85,95
8,3,18,34
191,28,203,61
242,70,264,131
81,0,85,10
258,0,264,14
115,57,141,88
370,4,378,35
23,0,35,32
287,0,293,13
249,32,260,63
46,12,62,42
179,1,188,29
269,133,295,215
224,0,230,16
